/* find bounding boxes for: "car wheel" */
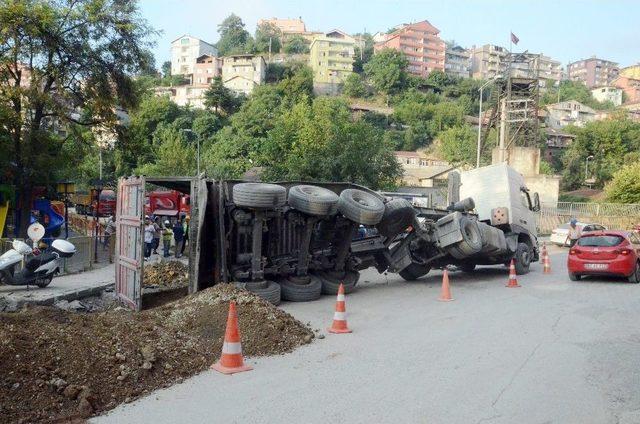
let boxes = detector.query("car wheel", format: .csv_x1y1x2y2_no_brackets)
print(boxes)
568,273,581,281
337,189,385,225
232,183,286,209
628,262,640,284
279,275,322,301
287,185,339,216
399,262,431,281
317,270,359,294
376,198,416,238
514,242,532,275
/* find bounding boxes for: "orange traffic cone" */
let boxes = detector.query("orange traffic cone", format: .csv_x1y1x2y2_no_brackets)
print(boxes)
506,259,521,288
328,283,352,334
211,302,253,374
438,269,454,302
542,243,551,274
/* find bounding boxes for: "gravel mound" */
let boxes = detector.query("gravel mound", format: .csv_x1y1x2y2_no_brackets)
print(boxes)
143,261,189,288
0,284,314,423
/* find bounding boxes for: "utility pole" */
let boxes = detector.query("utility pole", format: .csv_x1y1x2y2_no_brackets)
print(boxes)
268,37,272,62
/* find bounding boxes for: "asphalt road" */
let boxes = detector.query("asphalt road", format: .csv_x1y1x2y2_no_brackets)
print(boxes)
93,248,640,424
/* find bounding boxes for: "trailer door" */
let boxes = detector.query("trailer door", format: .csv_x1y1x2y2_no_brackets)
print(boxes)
115,176,145,310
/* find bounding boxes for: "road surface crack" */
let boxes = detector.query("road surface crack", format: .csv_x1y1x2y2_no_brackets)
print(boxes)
491,341,543,408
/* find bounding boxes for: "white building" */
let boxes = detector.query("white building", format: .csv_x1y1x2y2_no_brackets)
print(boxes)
591,86,623,106
171,35,217,76
221,55,266,95
546,100,596,129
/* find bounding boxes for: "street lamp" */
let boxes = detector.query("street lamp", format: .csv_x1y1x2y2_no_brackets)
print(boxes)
181,129,199,176
585,155,595,184
476,74,502,168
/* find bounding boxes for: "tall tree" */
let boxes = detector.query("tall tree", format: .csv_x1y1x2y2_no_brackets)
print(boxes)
161,61,171,78
283,35,309,54
363,48,409,98
352,33,374,74
203,76,239,116
216,14,250,55
0,0,153,236
254,22,281,54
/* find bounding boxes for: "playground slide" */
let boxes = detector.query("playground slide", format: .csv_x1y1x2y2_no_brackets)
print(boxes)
31,199,65,239
0,201,8,238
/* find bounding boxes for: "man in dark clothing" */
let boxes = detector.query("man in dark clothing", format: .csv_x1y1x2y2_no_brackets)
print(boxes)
172,219,184,258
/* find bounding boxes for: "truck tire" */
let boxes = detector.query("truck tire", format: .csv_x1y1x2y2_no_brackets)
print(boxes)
280,275,322,301
240,280,281,305
288,185,339,216
449,217,482,258
514,242,532,275
399,263,431,281
376,199,416,238
338,189,385,225
233,183,286,208
317,270,359,294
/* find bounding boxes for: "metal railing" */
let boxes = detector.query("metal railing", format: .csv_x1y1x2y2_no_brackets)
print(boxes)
537,202,640,235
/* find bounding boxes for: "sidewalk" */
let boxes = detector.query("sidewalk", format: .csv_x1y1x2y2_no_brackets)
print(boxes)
0,264,114,312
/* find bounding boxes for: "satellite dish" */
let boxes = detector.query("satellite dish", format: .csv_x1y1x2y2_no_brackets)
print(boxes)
27,222,45,243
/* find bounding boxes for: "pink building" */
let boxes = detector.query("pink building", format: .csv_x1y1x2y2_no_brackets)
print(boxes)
374,20,446,77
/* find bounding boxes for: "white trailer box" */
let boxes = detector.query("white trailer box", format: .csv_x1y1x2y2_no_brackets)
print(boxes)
459,163,537,236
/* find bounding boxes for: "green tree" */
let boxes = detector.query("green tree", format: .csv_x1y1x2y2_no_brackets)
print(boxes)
342,73,367,98
277,64,314,103
0,0,152,236
216,14,250,55
437,125,477,166
604,162,640,203
136,124,196,176
283,35,309,54
254,22,281,54
204,76,239,116
161,61,171,78
352,33,374,74
364,48,409,98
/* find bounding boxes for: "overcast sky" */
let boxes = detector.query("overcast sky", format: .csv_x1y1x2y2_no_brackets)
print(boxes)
140,0,640,68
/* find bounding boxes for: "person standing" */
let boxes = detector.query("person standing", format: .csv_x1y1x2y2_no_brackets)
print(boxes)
162,220,173,258
152,216,161,255
172,218,184,258
143,217,154,260
181,215,190,256
105,215,117,263
564,218,582,247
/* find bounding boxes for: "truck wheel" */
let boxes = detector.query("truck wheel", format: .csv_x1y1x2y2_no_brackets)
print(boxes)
233,183,286,208
279,275,322,302
459,263,476,273
288,185,339,216
628,262,640,284
376,199,416,238
456,217,483,255
514,242,532,275
337,189,385,225
240,281,281,305
317,270,359,294
399,263,431,281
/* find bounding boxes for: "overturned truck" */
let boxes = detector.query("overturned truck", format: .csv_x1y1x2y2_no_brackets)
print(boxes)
115,164,540,309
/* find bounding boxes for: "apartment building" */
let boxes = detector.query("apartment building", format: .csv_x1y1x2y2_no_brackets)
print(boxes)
535,55,563,82
613,75,640,104
444,45,470,79
192,54,221,86
221,54,266,96
374,20,446,78
567,57,619,88
591,86,623,106
309,30,355,92
171,35,217,76
469,44,508,79
394,151,455,187
546,100,596,129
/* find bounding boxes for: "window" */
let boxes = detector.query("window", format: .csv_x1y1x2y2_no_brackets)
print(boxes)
181,38,189,45
577,235,624,247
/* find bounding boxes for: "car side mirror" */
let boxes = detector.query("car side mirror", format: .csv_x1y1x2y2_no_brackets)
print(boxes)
533,192,541,212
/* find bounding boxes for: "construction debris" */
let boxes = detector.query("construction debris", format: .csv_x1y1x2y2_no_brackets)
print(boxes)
0,284,314,423
143,260,189,289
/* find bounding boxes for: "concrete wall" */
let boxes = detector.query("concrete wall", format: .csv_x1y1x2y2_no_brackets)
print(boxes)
525,175,561,206
492,147,541,177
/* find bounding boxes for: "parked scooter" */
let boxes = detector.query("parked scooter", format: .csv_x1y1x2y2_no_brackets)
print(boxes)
0,223,76,288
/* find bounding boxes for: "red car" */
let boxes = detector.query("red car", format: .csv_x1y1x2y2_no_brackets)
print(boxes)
567,231,640,283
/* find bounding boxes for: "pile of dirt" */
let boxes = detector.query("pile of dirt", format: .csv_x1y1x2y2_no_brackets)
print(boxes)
0,284,314,423
143,261,188,288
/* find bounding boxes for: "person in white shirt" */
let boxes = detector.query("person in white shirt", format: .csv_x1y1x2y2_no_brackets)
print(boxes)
143,217,154,259
565,218,582,247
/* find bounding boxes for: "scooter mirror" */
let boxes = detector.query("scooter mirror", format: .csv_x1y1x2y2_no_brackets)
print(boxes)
27,222,45,243
12,240,32,255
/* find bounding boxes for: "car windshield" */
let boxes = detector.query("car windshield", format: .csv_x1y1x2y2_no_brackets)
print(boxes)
99,191,116,201
577,235,624,247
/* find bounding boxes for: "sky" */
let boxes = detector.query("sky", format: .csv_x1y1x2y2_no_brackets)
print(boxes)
139,0,640,69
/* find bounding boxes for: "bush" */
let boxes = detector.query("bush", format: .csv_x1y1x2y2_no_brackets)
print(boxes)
342,73,367,98
604,162,640,203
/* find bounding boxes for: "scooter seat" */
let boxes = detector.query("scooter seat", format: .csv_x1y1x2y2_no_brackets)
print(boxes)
25,252,58,271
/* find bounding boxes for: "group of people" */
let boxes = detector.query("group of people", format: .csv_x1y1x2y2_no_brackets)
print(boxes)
143,215,189,260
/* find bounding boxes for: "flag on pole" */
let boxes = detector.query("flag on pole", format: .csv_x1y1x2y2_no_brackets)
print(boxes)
510,32,520,45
